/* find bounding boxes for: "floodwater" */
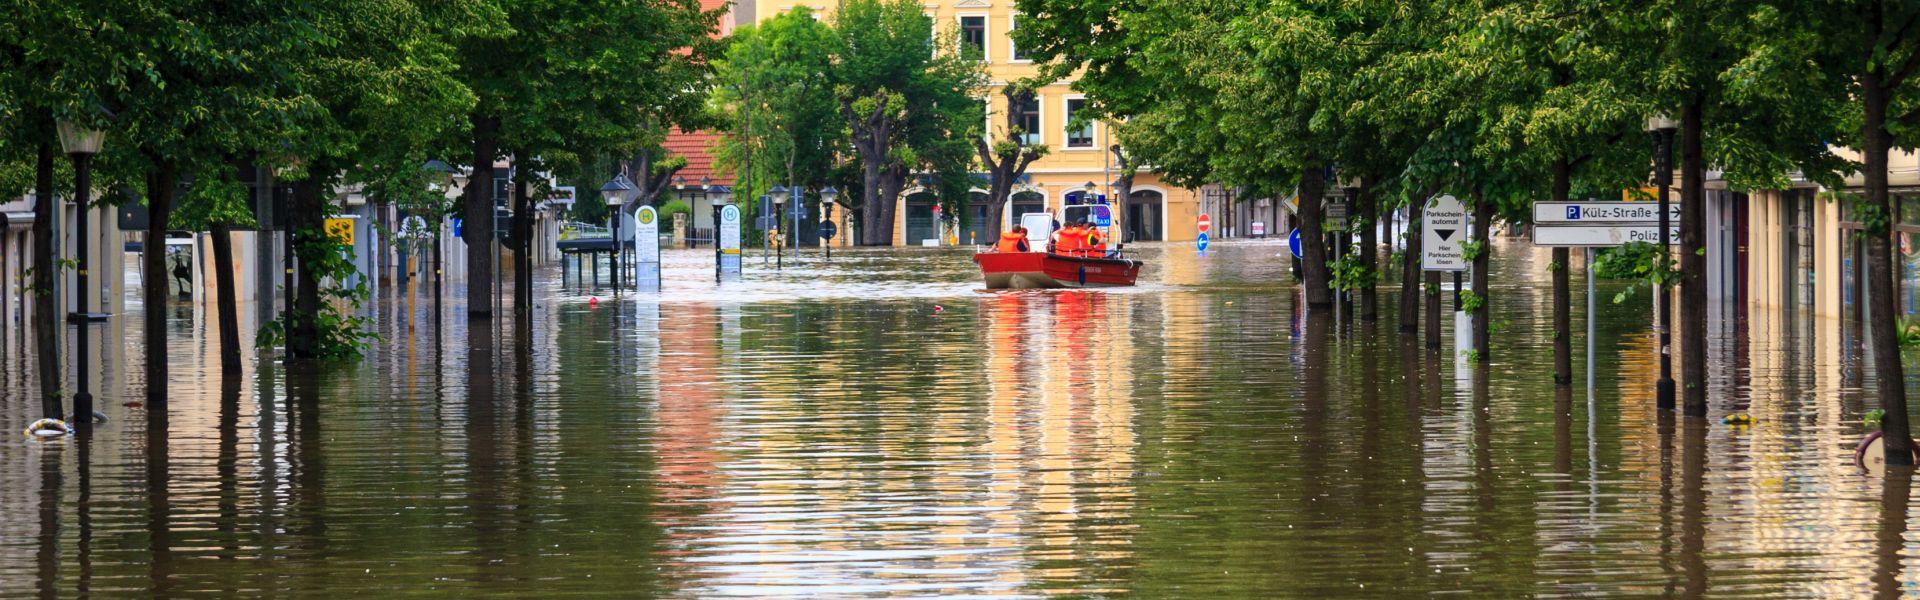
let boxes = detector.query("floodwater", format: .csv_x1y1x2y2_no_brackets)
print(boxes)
0,238,1904,597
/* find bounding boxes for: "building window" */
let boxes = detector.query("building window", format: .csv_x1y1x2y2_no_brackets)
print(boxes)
1010,15,1029,62
960,16,987,62
1065,98,1094,148
1013,92,1041,146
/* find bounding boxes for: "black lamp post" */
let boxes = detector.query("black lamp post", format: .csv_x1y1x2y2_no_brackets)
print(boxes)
57,119,105,428
1648,114,1678,411
600,174,636,290
820,187,839,259
770,185,790,269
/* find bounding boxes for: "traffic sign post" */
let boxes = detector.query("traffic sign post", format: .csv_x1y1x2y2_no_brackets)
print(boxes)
1531,201,1684,248
633,206,661,291
1532,225,1679,247
1197,213,1212,252
718,204,742,281
1422,194,1468,272
1533,201,1680,224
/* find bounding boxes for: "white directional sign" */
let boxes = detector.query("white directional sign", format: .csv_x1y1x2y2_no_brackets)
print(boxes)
1422,194,1468,272
1532,225,1679,247
1534,201,1679,224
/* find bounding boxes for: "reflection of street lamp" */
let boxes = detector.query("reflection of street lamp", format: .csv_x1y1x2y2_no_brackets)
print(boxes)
1647,114,1678,411
57,119,105,428
600,174,636,290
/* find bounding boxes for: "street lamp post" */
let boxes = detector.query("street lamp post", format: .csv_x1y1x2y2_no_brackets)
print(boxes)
57,120,105,429
1647,115,1678,411
770,185,789,270
600,174,637,291
820,187,839,260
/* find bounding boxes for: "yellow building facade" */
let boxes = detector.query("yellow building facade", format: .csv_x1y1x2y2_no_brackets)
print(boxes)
750,0,1202,246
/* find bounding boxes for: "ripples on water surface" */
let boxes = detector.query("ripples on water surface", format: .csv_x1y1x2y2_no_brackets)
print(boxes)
0,239,1907,597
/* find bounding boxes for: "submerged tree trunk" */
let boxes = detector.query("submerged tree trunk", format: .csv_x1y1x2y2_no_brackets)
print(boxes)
879,163,908,246
1299,164,1332,309
1679,98,1709,416
288,177,326,359
1471,192,1492,361
143,160,179,401
512,151,532,320
1551,156,1573,386
860,160,883,246
209,221,243,375
1358,183,1378,322
1400,199,1423,334
1864,65,1911,464
32,142,60,418
467,115,499,319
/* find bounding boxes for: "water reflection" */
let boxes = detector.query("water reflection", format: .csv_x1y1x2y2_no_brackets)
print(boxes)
1,240,1917,596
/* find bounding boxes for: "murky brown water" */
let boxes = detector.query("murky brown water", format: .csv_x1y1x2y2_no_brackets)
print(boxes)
0,239,1905,597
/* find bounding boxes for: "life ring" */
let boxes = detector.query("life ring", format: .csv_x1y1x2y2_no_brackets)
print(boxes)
23,418,72,438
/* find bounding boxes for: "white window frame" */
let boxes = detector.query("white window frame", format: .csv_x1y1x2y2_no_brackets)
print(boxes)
957,14,990,63
1009,14,1031,64
1063,94,1096,151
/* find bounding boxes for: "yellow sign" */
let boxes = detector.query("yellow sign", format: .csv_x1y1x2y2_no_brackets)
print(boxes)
325,218,355,245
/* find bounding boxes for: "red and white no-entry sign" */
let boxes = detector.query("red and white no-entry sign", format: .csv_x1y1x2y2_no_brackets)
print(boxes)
1197,214,1212,234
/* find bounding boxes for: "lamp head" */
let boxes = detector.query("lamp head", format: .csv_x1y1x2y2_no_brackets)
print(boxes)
56,120,106,156
1646,114,1678,133
600,174,637,206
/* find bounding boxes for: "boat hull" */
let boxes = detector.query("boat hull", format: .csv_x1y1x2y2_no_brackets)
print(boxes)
973,252,1142,289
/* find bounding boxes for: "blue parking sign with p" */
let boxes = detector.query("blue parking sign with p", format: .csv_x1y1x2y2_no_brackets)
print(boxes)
1566,206,1581,220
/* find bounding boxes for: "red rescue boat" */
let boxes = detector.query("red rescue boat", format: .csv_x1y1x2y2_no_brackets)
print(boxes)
973,251,1143,289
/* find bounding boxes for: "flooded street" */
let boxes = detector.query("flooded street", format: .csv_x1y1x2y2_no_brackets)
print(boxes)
0,240,1900,597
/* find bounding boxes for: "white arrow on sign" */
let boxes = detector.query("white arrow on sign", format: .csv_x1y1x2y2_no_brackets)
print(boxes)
1534,201,1681,224
1422,194,1468,272
1532,225,1679,247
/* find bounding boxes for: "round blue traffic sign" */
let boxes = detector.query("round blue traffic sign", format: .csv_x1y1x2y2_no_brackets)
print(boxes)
1288,228,1302,258
1197,231,1210,252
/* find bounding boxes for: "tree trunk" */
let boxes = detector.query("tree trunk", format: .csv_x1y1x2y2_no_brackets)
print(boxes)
1551,156,1573,386
1864,66,1911,464
209,221,242,375
879,163,907,246
143,161,179,401
1471,192,1492,361
32,142,60,418
512,152,532,319
288,177,326,359
467,114,499,319
1679,97,1709,416
1298,164,1332,308
860,160,883,246
1400,199,1422,334
1358,183,1378,321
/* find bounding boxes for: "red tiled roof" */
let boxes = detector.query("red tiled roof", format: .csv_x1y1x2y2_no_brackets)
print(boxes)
664,129,733,186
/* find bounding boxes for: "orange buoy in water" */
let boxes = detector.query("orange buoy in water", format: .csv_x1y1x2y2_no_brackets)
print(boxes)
589,297,600,307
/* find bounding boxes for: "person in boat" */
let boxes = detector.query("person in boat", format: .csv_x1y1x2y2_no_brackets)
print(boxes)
1082,223,1106,258
1053,219,1086,256
995,226,1031,253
